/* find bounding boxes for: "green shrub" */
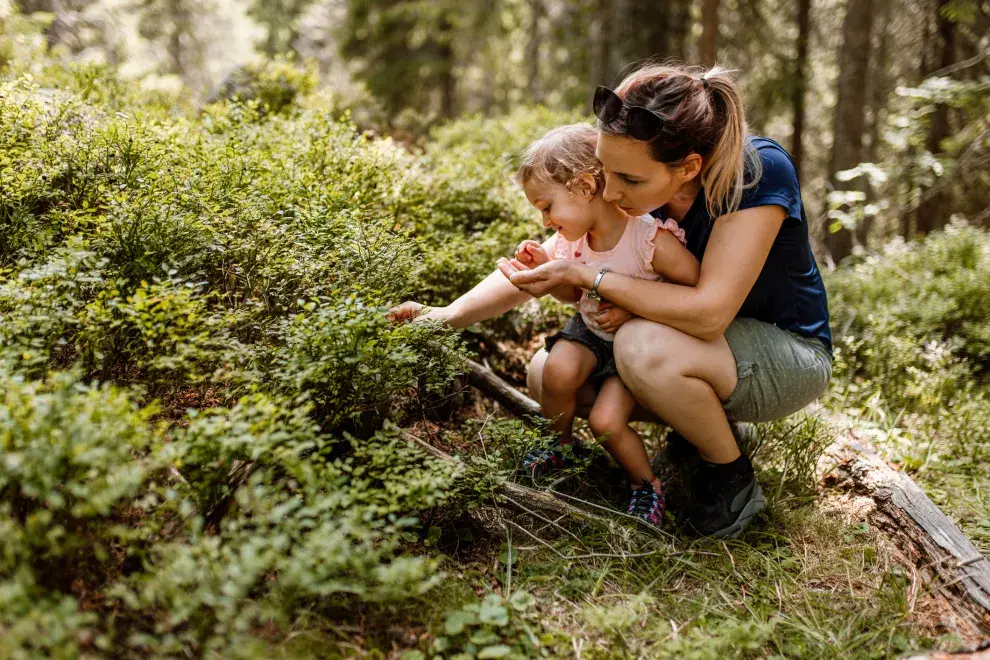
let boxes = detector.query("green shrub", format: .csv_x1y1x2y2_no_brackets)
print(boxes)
77,275,248,387
272,297,465,433
0,239,105,377
827,221,990,381
430,591,549,659
0,371,164,657
206,57,317,117
120,418,461,655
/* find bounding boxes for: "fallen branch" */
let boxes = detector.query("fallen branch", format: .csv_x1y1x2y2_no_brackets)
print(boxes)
463,358,542,420
824,435,990,634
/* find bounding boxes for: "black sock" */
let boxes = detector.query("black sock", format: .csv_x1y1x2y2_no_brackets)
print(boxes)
702,453,752,479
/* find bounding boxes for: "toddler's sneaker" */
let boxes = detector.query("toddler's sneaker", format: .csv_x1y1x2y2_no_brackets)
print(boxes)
626,480,666,527
521,439,582,477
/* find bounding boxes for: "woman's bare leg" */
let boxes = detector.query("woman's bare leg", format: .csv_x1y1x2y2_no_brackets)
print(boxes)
612,319,740,464
540,341,598,443
588,377,658,489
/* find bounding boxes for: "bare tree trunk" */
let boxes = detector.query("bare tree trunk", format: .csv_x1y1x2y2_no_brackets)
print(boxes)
701,0,719,66
438,13,456,119
858,0,892,247
166,0,185,77
606,0,627,82
825,0,875,264
915,0,956,235
526,0,544,103
792,0,811,180
626,0,671,63
671,0,689,62
588,0,614,88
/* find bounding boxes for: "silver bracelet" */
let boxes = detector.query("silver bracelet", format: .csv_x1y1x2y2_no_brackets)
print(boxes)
587,267,609,301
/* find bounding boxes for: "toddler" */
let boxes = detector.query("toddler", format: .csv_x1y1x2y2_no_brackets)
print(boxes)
497,124,700,526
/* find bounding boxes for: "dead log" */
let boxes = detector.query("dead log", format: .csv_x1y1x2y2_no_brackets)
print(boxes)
463,358,542,420
825,435,990,634
905,640,990,659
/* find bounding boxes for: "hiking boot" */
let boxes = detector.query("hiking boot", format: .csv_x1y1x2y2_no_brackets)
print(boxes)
626,480,666,527
684,454,766,538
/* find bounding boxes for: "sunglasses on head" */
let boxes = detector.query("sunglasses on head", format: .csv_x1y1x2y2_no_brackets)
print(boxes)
593,86,668,141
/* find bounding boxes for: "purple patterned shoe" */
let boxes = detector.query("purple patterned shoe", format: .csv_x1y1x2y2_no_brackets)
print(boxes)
626,481,666,527
521,440,580,476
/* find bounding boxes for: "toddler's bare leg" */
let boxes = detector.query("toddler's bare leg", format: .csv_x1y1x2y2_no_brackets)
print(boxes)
589,377,658,489
541,341,599,443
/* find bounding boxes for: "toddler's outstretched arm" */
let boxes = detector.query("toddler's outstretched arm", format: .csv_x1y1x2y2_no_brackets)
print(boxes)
388,235,560,329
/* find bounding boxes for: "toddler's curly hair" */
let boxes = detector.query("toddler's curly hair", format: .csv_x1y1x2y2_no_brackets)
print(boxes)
511,123,605,192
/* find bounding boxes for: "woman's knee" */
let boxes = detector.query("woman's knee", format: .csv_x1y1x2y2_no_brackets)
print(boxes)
613,320,680,386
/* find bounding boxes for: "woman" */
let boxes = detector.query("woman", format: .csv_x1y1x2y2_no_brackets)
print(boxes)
392,64,832,539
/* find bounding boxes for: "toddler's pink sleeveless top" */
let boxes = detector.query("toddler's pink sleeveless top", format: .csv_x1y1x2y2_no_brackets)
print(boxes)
553,214,686,341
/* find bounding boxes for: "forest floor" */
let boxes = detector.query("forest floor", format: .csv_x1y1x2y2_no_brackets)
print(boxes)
265,333,990,659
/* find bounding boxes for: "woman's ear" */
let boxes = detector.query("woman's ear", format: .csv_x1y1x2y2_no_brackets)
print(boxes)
675,153,704,183
568,172,599,199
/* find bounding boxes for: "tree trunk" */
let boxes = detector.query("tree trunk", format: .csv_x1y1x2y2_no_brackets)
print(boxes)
858,0,893,248
792,0,811,180
526,0,544,102
166,0,184,76
626,0,671,63
671,0,689,62
588,0,614,88
437,13,456,119
701,0,719,66
915,0,956,235
825,0,875,264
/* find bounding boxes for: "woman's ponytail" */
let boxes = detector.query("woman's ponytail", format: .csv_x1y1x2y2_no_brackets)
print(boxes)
699,68,761,217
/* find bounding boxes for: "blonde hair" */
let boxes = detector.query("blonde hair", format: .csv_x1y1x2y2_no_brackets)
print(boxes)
512,123,605,193
599,62,761,217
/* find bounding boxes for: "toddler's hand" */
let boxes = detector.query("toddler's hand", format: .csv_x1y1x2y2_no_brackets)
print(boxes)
496,257,525,287
387,301,425,322
387,301,447,324
514,240,551,269
595,301,635,334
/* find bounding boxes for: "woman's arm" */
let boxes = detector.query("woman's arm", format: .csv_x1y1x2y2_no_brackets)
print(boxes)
509,205,786,341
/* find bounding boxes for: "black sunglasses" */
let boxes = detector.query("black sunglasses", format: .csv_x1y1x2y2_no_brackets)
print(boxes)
593,86,667,141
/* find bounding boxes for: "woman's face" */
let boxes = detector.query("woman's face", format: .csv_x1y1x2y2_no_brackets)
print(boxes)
595,133,693,217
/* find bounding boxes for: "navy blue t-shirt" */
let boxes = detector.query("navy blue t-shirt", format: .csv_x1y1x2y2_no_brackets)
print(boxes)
653,137,832,353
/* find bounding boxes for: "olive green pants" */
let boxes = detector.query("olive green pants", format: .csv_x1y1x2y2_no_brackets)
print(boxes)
721,317,833,423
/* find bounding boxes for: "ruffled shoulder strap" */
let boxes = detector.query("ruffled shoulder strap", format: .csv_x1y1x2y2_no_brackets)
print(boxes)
655,217,686,245
637,215,686,274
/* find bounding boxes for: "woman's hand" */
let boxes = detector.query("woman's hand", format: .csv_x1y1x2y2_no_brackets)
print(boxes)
387,301,450,324
499,259,592,298
513,240,551,269
595,301,635,334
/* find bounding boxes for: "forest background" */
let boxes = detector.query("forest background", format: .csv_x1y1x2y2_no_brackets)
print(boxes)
1,0,989,657
13,0,990,262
